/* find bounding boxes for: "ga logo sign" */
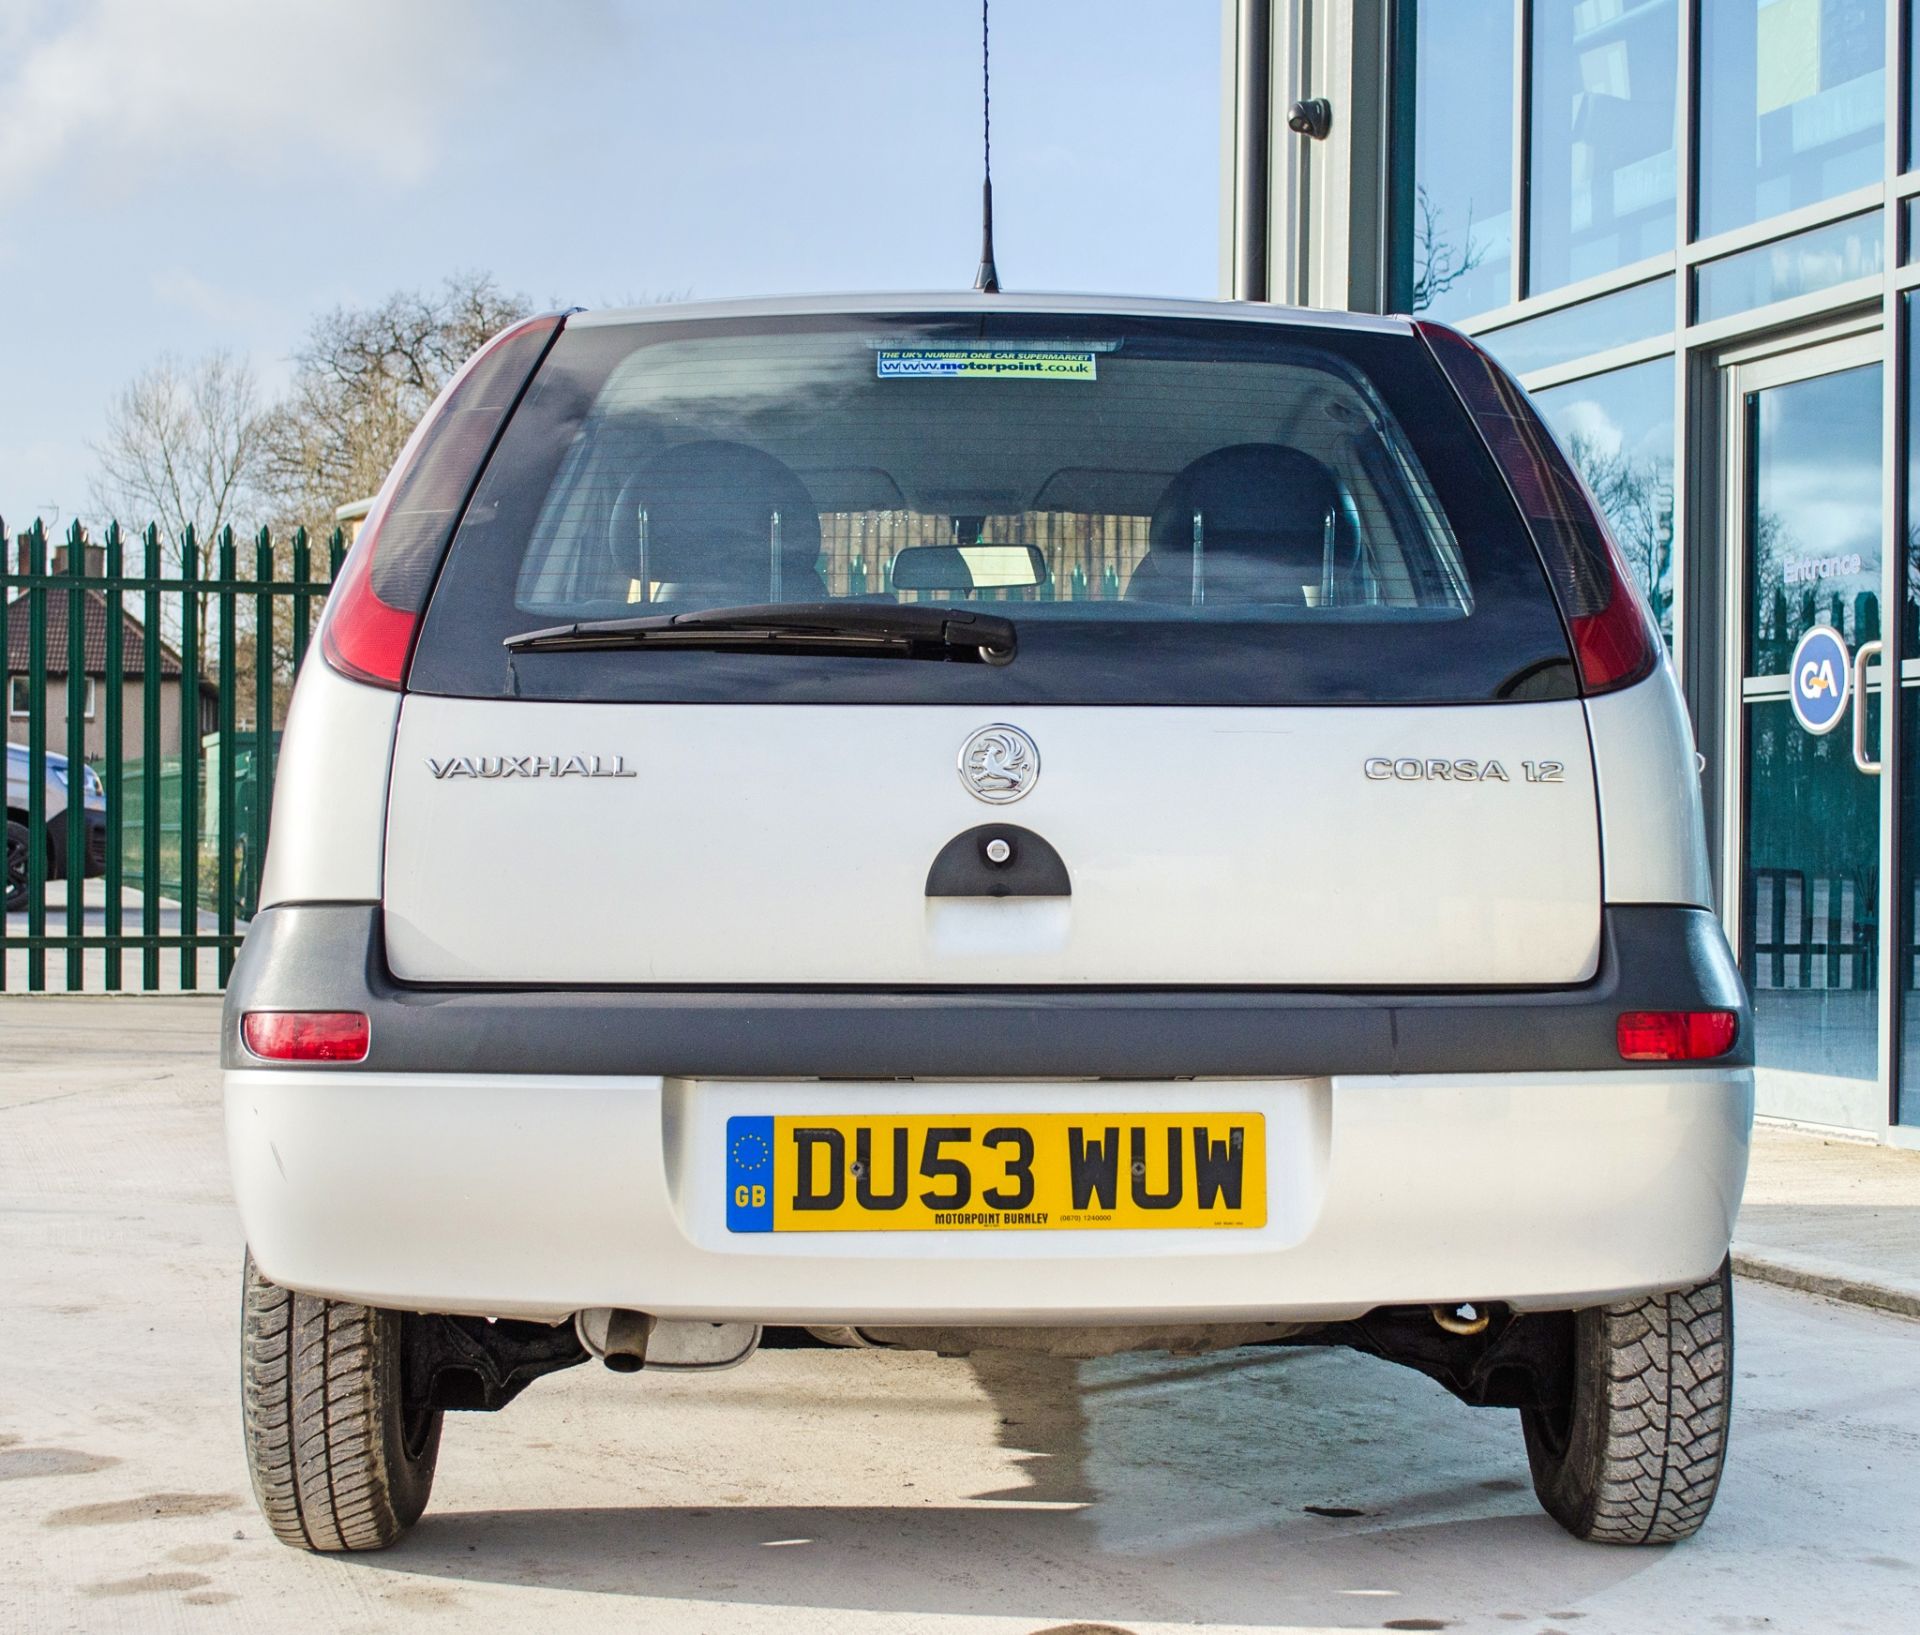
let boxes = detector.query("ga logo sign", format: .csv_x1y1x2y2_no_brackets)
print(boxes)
1789,625,1850,735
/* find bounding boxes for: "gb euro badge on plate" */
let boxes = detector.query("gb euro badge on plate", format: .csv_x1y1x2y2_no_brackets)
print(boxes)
726,1116,776,1232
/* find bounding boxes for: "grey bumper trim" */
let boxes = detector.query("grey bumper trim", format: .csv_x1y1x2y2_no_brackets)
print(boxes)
221,904,1751,1078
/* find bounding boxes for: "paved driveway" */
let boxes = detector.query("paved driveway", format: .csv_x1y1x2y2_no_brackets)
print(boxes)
3,997,1917,1634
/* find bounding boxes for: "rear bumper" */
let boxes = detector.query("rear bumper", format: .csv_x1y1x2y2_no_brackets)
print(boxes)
226,1066,1754,1324
221,902,1752,1079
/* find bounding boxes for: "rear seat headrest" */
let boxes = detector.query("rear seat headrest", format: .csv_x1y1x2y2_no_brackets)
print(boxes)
622,440,822,593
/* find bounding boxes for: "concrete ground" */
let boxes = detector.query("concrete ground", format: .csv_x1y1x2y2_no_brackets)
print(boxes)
1738,1123,1920,1318
3,997,1918,1635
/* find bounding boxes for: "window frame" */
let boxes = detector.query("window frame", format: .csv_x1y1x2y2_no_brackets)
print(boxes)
8,674,96,720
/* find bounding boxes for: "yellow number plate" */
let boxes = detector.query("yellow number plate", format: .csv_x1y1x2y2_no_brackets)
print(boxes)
724,1113,1265,1232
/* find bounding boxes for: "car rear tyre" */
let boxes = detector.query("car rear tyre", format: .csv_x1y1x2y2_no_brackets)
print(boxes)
5,819,27,913
240,1252,441,1551
1521,1259,1732,1544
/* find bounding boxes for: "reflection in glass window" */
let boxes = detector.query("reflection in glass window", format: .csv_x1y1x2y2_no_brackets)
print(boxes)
1535,357,1677,641
1697,0,1885,239
1744,363,1883,677
1477,276,1674,375
1529,0,1678,292
1743,694,1882,1087
1406,0,1513,318
1693,211,1882,320
1900,293,1920,1125
1908,293,1920,653
1911,0,1920,172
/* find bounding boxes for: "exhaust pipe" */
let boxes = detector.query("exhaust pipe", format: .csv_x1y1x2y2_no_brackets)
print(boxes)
575,1310,762,1373
576,1308,655,1372
1430,1302,1490,1337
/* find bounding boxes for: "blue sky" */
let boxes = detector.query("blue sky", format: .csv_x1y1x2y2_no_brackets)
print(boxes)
0,0,1221,533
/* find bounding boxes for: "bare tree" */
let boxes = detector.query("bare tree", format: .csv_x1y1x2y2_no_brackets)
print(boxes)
1564,431,1674,637
89,349,265,657
90,349,263,553
256,272,532,535
1566,433,1674,633
1410,185,1489,313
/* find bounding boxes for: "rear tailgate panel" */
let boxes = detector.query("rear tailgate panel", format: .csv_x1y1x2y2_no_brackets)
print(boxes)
383,698,1600,987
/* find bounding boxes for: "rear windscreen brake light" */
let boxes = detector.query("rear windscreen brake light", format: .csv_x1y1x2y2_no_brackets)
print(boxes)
1416,320,1659,695
320,313,564,689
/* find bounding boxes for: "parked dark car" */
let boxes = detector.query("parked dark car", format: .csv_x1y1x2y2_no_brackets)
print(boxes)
6,742,107,912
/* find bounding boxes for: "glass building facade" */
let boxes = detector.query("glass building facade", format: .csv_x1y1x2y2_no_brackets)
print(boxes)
1230,0,1920,1140
1457,0,1910,1139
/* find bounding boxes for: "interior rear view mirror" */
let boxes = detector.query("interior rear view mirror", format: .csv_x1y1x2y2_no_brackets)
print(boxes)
890,543,1049,592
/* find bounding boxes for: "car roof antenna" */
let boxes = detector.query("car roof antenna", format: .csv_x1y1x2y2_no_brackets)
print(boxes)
973,0,1001,293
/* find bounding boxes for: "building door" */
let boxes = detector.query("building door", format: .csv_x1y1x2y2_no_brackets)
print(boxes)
1725,337,1886,1130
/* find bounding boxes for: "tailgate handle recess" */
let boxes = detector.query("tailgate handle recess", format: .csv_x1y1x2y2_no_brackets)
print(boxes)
926,825,1071,899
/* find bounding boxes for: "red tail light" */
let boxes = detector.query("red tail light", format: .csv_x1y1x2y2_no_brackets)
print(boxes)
320,313,564,689
242,1011,371,1063
1616,1010,1739,1062
318,526,419,687
1416,320,1659,695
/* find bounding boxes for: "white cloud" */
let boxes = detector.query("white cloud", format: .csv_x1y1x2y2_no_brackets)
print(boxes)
0,434,93,534
1763,461,1882,562
147,269,293,394
151,266,274,328
0,0,560,200
1548,396,1626,461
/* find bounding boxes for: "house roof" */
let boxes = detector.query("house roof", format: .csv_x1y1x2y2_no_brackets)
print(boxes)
4,590,185,678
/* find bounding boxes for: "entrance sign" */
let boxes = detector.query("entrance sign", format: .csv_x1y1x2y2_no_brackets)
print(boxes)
1789,625,1851,735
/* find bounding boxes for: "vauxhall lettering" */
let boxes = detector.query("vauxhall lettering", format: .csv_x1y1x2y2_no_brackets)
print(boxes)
426,754,638,779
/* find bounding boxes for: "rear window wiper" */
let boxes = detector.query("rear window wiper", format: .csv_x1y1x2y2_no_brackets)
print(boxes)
504,602,1017,665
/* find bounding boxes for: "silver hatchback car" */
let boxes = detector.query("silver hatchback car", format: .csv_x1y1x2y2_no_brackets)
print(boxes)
225,294,1753,1552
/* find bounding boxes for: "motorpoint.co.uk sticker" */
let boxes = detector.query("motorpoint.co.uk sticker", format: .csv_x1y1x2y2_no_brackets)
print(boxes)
876,349,1097,380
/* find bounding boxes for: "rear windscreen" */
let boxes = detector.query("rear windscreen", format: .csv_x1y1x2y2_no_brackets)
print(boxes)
409,312,1576,705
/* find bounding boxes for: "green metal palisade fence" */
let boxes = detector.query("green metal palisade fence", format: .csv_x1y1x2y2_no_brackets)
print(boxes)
3,517,343,992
